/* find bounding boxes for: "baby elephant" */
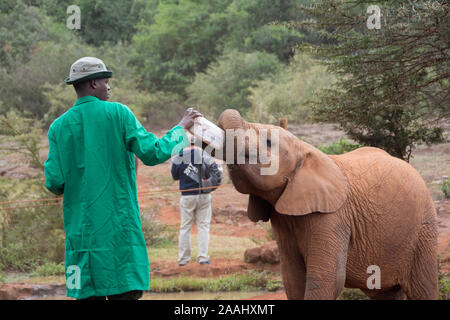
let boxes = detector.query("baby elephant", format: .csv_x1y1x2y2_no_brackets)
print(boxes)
218,109,438,300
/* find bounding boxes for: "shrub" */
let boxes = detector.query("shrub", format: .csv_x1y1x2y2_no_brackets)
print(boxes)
318,138,362,155
0,112,65,272
439,275,450,300
149,270,281,293
31,262,65,277
0,178,65,272
338,288,369,300
243,24,303,62
246,53,334,124
140,207,177,248
300,0,448,161
441,177,450,199
187,50,282,118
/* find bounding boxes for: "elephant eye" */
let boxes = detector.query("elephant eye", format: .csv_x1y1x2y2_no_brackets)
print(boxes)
266,139,272,147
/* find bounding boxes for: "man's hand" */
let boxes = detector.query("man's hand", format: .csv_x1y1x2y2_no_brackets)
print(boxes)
178,108,202,130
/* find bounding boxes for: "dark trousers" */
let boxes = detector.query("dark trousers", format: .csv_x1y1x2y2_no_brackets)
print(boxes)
80,290,143,300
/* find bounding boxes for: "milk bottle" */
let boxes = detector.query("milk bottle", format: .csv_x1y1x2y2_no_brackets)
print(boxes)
188,117,225,150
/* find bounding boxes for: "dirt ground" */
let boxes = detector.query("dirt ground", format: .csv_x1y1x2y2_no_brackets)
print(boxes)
1,122,449,300
132,124,450,299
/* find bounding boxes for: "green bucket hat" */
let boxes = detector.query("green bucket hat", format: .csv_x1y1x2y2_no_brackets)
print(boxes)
65,57,113,85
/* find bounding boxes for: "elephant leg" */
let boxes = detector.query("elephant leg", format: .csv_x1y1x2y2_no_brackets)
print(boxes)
403,219,438,300
303,232,350,300
271,220,306,299
279,249,307,300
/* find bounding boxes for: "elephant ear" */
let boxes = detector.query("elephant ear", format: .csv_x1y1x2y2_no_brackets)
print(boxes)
248,194,272,222
275,148,348,216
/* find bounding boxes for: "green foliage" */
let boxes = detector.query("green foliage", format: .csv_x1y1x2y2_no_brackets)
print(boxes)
132,0,232,92
298,0,448,161
338,288,369,300
246,53,334,123
438,256,450,300
225,0,307,62
243,24,303,62
318,138,362,155
0,2,68,66
0,111,45,170
0,112,65,272
74,0,147,45
440,177,450,199
225,0,305,51
0,40,95,118
42,84,77,128
187,50,282,117
21,0,150,46
149,270,281,293
31,262,65,277
0,179,65,272
439,275,450,300
140,208,177,248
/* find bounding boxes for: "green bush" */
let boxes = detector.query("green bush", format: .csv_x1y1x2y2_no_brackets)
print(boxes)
439,275,450,300
0,112,65,272
31,262,65,277
187,50,282,118
140,208,177,248
0,179,65,272
149,270,281,293
246,53,334,124
132,0,231,92
243,24,303,62
318,138,362,155
338,288,369,300
441,177,450,199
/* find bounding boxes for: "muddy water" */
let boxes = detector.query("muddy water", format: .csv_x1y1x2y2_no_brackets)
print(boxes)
29,291,264,300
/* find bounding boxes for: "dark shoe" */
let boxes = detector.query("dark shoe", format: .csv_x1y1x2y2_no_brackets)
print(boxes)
179,263,187,267
199,261,211,265
107,290,143,300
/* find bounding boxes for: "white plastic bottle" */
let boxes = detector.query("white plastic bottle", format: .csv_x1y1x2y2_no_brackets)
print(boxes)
188,116,225,150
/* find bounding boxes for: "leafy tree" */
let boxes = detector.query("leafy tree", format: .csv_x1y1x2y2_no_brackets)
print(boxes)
0,111,65,271
297,0,448,161
243,24,303,62
74,0,147,45
0,40,95,118
247,53,334,123
132,0,232,92
187,50,282,117
14,0,150,45
0,2,67,67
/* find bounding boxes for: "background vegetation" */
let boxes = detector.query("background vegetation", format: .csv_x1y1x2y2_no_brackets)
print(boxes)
0,0,448,299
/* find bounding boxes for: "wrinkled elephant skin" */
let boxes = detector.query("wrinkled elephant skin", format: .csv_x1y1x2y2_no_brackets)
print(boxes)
218,109,438,300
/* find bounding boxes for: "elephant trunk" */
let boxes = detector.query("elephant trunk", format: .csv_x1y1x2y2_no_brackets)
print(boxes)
218,109,246,131
217,109,248,162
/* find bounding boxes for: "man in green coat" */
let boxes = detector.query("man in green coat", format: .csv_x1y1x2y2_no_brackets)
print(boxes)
44,57,201,300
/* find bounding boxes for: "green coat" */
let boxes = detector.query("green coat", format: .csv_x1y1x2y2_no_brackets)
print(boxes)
44,96,188,299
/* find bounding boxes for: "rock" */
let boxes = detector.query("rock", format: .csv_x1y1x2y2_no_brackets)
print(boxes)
0,284,34,300
244,247,262,263
213,205,248,226
260,242,280,264
244,241,280,265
